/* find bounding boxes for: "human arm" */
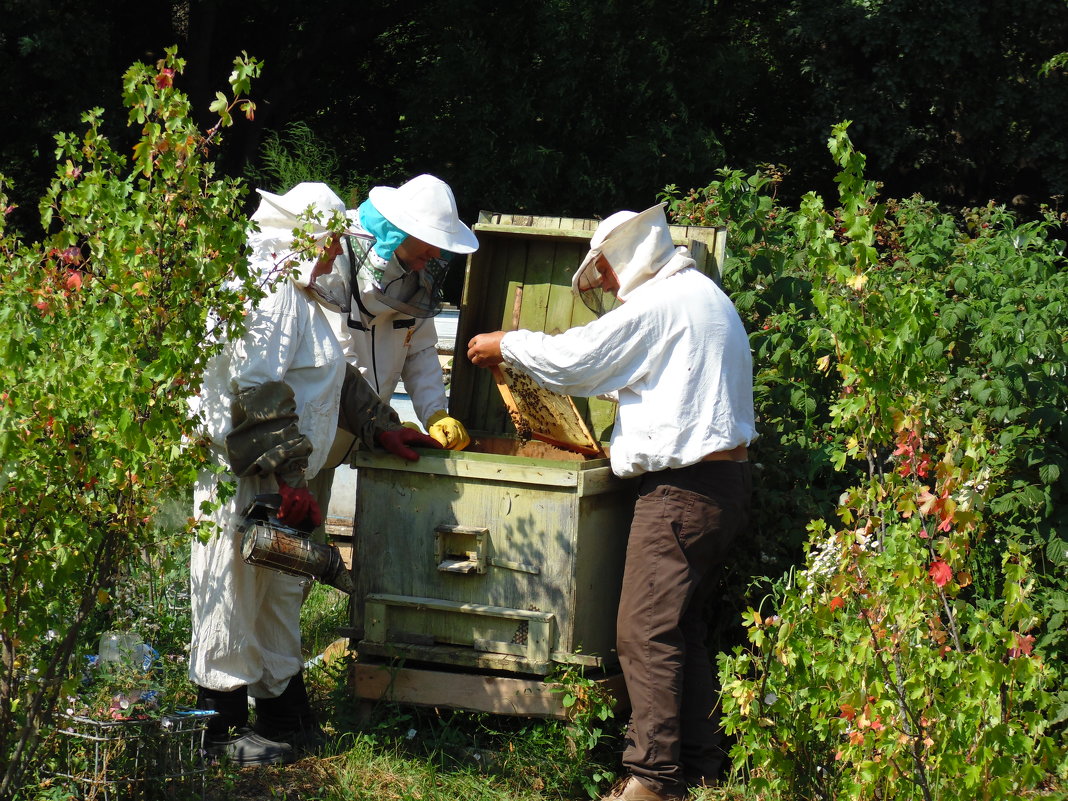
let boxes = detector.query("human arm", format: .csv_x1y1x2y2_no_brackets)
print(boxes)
399,319,469,450
402,319,449,423
467,302,657,398
337,363,441,460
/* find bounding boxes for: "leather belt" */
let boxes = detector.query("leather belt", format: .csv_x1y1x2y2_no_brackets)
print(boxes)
701,444,748,463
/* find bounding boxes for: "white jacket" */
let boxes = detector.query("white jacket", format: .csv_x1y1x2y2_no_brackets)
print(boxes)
332,235,447,426
197,275,345,482
190,252,346,697
500,267,757,478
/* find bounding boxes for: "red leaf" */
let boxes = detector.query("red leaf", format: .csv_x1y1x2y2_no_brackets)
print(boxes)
829,596,845,611
928,561,952,587
1009,632,1036,658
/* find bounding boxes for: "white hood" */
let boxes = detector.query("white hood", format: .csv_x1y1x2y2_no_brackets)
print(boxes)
248,182,350,293
571,203,695,302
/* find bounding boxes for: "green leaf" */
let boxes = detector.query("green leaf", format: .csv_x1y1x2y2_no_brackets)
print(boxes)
1046,538,1068,566
1038,462,1060,486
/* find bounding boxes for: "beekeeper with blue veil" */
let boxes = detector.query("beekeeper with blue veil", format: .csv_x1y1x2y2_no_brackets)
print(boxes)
190,182,438,767
332,174,479,451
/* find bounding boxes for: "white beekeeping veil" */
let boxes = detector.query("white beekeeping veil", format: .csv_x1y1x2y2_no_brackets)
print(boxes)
249,182,356,310
571,203,695,316
350,174,479,318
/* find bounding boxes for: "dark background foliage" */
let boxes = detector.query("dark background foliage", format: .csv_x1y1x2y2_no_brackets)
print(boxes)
3,0,1067,238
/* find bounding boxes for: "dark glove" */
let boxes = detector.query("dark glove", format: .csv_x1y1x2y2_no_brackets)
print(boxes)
277,479,322,528
376,428,442,461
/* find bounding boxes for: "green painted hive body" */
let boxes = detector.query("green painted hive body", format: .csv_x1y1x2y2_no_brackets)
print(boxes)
349,213,725,675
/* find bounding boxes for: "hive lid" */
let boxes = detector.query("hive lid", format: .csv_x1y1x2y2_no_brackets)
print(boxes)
491,364,605,457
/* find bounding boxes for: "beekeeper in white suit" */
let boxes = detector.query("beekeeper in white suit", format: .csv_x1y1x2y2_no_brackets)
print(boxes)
190,182,439,766
467,203,757,801
330,174,479,451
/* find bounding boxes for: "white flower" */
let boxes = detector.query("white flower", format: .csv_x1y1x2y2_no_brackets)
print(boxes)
406,728,417,740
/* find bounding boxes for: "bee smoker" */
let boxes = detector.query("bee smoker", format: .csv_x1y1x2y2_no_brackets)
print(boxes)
238,494,355,595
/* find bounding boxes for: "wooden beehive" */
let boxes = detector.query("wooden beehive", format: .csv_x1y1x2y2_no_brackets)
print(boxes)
349,212,725,676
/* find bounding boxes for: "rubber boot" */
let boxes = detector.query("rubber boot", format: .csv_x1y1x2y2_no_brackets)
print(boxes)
196,685,295,766
252,672,327,755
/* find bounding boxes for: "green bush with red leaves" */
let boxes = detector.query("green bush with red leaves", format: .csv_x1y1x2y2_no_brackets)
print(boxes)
0,48,261,797
664,124,1067,799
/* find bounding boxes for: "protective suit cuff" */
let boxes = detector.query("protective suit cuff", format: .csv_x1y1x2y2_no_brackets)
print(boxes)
276,469,307,489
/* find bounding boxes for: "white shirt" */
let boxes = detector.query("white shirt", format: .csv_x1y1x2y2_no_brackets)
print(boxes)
500,267,757,478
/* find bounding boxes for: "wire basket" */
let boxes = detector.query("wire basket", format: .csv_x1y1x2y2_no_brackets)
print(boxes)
46,711,215,801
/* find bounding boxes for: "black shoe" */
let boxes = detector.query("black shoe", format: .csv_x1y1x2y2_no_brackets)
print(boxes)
264,723,328,756
206,727,296,766
253,672,326,755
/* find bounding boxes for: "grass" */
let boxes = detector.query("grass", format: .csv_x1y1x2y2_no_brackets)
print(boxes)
210,584,750,801
41,564,1066,801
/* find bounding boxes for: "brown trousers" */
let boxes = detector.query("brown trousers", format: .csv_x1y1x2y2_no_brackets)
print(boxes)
616,460,752,796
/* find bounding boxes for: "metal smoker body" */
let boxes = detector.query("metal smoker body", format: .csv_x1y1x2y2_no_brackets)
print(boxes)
238,494,354,595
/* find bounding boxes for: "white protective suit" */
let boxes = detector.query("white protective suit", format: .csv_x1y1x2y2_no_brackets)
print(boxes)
500,206,757,479
190,192,389,698
332,215,447,425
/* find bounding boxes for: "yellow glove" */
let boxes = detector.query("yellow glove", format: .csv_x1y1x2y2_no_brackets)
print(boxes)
401,421,423,432
426,410,470,451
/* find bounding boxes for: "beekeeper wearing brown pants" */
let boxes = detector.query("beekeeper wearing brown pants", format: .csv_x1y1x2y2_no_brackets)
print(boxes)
467,203,756,801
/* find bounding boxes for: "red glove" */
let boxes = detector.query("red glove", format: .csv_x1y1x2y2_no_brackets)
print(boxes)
376,428,442,461
277,479,322,528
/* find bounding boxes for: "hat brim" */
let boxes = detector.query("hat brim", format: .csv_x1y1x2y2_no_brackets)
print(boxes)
369,185,479,254
571,248,602,295
254,188,358,235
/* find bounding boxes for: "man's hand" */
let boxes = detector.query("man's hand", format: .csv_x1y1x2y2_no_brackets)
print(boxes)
426,410,471,451
277,478,323,528
376,428,442,461
467,331,506,368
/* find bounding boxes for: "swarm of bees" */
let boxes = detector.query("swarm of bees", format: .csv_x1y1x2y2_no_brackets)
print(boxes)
502,365,558,436
497,364,601,456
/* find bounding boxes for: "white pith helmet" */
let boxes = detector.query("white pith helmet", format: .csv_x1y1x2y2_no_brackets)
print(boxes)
368,174,479,254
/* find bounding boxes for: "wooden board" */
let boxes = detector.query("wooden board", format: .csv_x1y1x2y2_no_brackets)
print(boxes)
491,364,604,457
352,661,629,720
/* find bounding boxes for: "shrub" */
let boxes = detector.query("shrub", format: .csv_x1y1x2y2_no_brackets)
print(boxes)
0,47,261,797
666,123,1067,798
